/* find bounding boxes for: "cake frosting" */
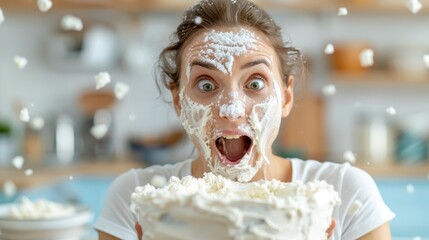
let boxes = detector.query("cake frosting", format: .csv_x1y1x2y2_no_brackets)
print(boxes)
131,173,341,240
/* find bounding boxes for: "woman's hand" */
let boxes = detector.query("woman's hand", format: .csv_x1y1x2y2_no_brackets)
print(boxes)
135,222,143,240
326,218,336,239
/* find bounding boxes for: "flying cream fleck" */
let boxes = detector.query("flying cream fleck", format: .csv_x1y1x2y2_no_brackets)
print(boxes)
423,54,429,68
30,116,45,130
406,184,415,194
19,108,30,122
324,43,335,55
37,0,53,12
12,156,24,169
90,124,108,139
385,107,396,115
114,82,130,99
61,15,83,31
359,49,374,67
338,7,348,16
406,0,422,14
14,56,28,69
343,150,356,164
0,8,4,24
322,84,336,96
94,72,111,90
25,169,33,176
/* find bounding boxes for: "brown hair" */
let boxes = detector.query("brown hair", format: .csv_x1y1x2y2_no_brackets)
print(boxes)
156,0,303,91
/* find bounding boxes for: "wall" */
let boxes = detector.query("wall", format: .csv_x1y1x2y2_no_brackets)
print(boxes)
1,8,429,162
0,11,185,160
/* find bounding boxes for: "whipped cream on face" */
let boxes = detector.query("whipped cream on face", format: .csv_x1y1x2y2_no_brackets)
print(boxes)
249,75,283,167
201,29,257,75
211,151,264,182
219,92,245,119
131,173,341,240
179,94,213,160
7,197,76,219
180,28,284,182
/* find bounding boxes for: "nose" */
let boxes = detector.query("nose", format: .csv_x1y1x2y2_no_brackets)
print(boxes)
219,99,245,120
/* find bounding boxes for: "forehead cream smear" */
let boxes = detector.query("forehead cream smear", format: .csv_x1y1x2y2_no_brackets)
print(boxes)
200,28,257,75
180,28,283,182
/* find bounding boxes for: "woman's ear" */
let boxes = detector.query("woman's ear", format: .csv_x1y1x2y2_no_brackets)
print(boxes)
281,76,294,117
170,83,181,116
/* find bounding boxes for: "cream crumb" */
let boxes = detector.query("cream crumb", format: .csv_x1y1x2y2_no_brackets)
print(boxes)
19,108,30,122
338,7,348,16
322,84,336,96
14,56,28,69
114,82,130,99
385,107,396,115
94,72,111,90
37,0,53,12
359,49,374,67
12,156,24,170
343,150,356,164
406,0,422,14
90,124,109,139
324,43,335,55
61,15,83,31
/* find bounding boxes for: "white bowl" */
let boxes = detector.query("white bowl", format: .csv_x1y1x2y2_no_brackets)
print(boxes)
0,203,93,240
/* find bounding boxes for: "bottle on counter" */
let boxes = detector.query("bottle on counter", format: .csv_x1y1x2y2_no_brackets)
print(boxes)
54,114,76,165
356,112,396,165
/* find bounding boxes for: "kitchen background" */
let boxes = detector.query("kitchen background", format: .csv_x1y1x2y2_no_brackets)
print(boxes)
0,0,428,239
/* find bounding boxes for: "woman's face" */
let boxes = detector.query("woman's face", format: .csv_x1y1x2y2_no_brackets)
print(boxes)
172,26,293,182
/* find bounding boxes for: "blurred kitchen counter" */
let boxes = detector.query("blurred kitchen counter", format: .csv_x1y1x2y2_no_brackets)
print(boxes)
0,158,144,190
2,158,427,190
355,161,429,179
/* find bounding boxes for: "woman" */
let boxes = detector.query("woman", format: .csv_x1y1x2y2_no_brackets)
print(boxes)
95,0,394,239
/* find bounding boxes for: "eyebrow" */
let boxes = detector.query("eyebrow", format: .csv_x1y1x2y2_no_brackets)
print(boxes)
190,60,218,70
189,58,271,71
240,59,271,70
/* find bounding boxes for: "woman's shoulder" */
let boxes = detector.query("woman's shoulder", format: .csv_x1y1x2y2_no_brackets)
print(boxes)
290,158,373,188
291,158,348,179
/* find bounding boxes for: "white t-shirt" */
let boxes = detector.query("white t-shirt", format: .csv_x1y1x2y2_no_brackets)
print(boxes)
94,158,395,240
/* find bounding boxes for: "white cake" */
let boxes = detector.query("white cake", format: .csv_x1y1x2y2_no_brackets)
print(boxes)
131,173,341,240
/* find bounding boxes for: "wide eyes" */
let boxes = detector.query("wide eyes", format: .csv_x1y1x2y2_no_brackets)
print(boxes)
246,77,265,91
195,75,266,92
197,79,216,92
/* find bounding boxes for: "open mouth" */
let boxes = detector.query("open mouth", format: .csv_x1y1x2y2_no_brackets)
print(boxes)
215,135,253,164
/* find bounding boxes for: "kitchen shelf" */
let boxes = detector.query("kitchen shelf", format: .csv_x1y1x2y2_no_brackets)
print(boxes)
355,162,429,178
331,71,429,87
2,157,427,192
0,158,143,190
